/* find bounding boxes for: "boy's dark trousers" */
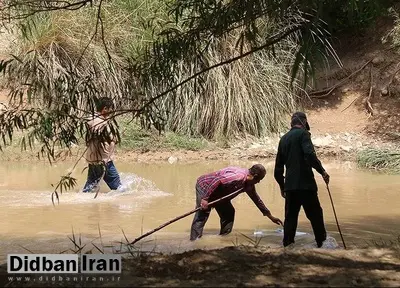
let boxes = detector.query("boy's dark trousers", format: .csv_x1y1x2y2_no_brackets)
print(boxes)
283,190,327,247
82,161,121,193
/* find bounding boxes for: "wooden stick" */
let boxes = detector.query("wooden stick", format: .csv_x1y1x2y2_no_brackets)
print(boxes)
94,164,107,199
129,188,244,245
341,94,361,112
309,59,372,99
326,184,347,249
365,64,374,116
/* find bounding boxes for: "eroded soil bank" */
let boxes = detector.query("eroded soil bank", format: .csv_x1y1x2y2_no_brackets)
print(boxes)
1,246,399,287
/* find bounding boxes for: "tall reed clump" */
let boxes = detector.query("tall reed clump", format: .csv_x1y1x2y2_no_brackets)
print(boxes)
4,0,170,112
6,12,118,112
156,30,300,139
356,148,400,173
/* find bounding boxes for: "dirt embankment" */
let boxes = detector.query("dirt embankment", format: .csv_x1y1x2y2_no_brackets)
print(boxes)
1,246,399,287
106,246,400,287
112,131,393,164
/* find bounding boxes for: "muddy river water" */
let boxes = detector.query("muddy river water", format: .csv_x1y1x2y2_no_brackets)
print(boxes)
0,159,399,263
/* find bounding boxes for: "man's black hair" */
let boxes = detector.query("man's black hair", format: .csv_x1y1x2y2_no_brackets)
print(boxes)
249,164,266,181
96,97,114,112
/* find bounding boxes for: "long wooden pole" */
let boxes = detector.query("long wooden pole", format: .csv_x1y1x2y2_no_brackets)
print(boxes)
130,188,244,245
326,184,347,249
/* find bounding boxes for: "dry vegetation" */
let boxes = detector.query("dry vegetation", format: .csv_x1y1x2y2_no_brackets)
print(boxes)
1,0,301,140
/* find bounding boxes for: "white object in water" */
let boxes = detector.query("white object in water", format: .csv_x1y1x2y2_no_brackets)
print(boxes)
275,228,307,236
168,156,178,164
253,228,307,237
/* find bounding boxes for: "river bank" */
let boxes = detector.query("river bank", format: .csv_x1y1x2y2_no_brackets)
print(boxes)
1,245,399,287
1,129,397,165
115,130,397,164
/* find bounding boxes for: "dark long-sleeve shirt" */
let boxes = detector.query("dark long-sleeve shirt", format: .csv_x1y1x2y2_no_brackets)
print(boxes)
274,127,325,192
196,167,270,215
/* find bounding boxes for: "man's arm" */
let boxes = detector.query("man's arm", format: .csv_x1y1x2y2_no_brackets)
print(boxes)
274,141,285,192
245,185,270,215
301,131,326,175
246,185,283,225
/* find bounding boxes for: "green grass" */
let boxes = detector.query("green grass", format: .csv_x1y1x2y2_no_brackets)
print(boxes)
120,128,208,151
118,117,208,151
0,125,208,161
163,133,207,151
0,116,208,162
356,147,400,174
0,130,56,161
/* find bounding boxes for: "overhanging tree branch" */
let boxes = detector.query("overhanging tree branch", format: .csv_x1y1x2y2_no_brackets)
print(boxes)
0,0,93,21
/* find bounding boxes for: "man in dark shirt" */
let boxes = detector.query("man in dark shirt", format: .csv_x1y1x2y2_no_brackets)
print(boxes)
190,164,283,241
274,112,330,248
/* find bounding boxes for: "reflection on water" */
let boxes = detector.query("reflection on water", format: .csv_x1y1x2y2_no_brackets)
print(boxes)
0,159,399,263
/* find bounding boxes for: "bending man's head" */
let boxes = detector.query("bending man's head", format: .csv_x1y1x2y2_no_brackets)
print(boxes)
248,164,267,184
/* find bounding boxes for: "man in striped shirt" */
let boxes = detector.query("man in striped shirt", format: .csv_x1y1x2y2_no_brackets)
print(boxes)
190,164,283,241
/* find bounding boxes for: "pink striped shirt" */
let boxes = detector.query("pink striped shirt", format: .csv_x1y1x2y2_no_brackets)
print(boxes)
196,166,270,215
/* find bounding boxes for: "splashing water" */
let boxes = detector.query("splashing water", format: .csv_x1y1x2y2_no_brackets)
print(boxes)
0,173,171,207
253,228,339,250
73,172,172,204
106,172,167,197
300,236,339,249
